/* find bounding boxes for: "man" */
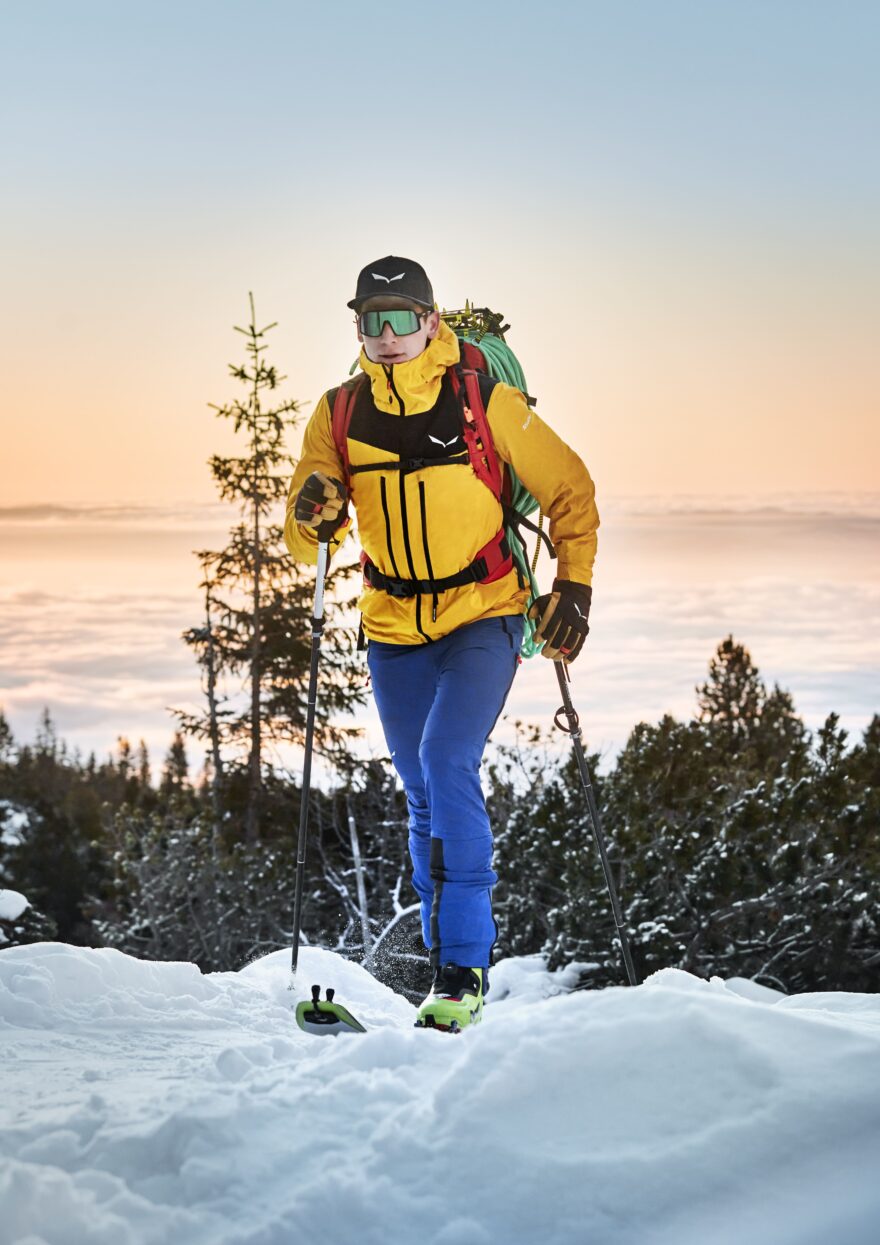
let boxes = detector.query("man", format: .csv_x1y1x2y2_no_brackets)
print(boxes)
285,255,599,1029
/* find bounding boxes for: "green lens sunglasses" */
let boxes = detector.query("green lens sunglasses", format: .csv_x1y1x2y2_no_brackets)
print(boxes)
357,308,426,337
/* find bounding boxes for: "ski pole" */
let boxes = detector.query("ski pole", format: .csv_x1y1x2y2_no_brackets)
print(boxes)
554,660,639,986
290,540,329,981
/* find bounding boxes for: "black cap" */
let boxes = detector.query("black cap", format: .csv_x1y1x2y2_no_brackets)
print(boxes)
347,255,434,311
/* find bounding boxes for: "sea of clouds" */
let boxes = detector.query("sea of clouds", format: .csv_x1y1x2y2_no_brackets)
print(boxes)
1,495,878,777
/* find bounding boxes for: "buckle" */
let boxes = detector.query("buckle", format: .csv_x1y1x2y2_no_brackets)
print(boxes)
386,579,416,599
364,561,416,598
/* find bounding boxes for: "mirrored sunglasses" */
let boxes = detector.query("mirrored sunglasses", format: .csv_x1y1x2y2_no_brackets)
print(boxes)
357,308,425,337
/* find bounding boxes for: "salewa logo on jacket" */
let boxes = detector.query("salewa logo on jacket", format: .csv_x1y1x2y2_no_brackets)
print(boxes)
428,434,460,448
372,271,405,283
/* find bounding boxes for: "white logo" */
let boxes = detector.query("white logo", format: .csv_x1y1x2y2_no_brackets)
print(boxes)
574,604,586,618
522,412,533,431
372,271,405,283
428,434,460,448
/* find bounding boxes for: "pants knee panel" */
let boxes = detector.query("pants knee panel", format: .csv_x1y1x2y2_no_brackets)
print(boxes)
418,734,481,778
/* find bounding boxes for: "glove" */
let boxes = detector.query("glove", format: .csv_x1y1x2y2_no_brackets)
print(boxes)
528,579,592,663
294,472,348,542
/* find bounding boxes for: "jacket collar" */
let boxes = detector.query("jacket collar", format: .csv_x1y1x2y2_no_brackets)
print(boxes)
358,320,460,413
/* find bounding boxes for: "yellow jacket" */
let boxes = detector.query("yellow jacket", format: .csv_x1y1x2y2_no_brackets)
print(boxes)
284,321,599,645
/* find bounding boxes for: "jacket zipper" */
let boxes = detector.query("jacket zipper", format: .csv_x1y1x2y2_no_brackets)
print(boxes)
418,481,439,623
388,366,430,642
379,477,401,578
386,364,404,415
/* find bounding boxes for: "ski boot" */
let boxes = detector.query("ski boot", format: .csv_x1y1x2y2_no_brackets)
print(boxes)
415,963,486,1033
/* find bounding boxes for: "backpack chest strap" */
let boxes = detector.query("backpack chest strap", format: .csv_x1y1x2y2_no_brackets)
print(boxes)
350,452,469,477
363,529,512,599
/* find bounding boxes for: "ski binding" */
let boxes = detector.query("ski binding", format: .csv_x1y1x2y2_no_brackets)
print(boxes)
295,984,367,1036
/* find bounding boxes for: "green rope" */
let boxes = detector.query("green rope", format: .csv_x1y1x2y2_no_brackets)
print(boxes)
452,321,544,658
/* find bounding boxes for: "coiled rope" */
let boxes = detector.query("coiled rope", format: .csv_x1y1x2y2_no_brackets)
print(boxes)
447,313,546,658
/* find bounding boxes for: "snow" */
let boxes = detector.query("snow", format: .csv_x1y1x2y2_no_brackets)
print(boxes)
1,945,879,1245
0,800,29,848
0,889,30,921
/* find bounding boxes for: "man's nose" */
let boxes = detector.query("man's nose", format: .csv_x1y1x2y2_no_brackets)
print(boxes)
380,321,397,341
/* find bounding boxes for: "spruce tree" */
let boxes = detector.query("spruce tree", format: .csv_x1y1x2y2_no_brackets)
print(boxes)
160,732,189,799
494,642,880,993
177,294,364,841
0,710,14,764
697,635,764,743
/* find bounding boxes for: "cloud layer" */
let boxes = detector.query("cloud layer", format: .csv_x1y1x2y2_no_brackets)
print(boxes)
2,500,877,773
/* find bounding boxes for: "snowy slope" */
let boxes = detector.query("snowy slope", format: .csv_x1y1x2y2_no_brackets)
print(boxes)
1,944,879,1245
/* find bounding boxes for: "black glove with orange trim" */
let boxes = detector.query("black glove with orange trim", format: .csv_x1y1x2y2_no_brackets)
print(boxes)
294,472,348,542
528,579,592,663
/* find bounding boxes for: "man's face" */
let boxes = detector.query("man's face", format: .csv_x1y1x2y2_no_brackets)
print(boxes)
356,295,441,365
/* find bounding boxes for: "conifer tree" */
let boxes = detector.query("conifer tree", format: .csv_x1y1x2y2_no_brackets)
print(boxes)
177,558,227,838
491,642,879,993
0,710,14,763
177,293,364,841
161,732,189,799
697,637,810,775
136,741,151,792
697,636,764,741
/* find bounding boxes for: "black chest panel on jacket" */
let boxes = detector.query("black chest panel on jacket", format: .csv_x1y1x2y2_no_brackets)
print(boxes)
346,370,498,466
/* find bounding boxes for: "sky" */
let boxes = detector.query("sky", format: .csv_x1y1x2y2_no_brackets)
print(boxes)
1,2,878,766
2,0,879,505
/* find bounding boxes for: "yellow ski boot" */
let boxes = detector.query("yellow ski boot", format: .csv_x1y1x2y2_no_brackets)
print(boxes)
415,964,485,1033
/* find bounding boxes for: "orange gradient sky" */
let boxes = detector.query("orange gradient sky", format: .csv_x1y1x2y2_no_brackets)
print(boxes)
2,2,878,506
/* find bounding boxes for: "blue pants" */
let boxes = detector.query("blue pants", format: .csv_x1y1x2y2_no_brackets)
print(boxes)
367,615,523,968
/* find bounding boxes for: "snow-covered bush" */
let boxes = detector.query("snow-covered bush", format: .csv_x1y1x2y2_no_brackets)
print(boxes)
0,886,56,946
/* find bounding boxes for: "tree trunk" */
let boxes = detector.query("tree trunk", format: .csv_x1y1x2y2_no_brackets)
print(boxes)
246,381,263,843
347,796,372,960
202,582,225,849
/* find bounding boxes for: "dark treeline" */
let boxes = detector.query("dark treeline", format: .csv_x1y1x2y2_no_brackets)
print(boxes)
2,635,878,997
2,303,877,996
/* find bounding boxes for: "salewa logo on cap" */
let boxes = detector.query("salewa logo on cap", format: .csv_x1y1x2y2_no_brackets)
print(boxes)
372,272,405,283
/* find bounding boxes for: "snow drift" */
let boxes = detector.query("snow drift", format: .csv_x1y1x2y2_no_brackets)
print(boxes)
1,943,879,1245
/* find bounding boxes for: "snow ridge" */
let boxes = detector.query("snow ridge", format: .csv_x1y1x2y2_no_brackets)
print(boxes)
1,944,879,1245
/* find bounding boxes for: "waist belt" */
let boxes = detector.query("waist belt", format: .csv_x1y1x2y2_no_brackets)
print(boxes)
364,531,512,599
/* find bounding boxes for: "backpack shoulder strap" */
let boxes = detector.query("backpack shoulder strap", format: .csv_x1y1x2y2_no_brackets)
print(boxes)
330,374,368,487
449,365,504,501
458,339,488,372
